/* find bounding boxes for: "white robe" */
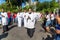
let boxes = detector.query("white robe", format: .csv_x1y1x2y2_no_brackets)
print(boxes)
1,12,8,25
32,12,37,24
26,12,35,29
17,12,23,27
23,12,28,27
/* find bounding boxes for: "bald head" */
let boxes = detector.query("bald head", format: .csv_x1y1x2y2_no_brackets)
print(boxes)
2,9,4,12
29,9,32,13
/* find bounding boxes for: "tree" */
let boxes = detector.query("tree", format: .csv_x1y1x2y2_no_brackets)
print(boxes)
6,0,23,7
1,0,59,12
6,0,12,8
36,0,59,12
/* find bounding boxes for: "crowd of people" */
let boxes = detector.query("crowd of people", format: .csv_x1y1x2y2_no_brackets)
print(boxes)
42,10,60,40
0,8,42,38
0,8,60,40
44,11,55,32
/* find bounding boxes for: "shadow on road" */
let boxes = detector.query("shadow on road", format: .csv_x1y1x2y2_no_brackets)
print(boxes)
0,33,8,40
8,24,17,31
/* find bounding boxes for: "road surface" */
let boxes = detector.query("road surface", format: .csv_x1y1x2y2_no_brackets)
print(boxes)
0,21,55,40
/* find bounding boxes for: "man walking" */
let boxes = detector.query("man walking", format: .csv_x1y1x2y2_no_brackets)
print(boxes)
1,9,8,33
26,9,36,38
17,10,23,27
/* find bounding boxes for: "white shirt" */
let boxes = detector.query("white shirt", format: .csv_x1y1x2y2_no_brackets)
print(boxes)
17,12,23,18
1,12,8,25
51,14,55,20
17,12,23,27
46,14,51,21
23,12,28,19
27,12,35,29
33,12,39,20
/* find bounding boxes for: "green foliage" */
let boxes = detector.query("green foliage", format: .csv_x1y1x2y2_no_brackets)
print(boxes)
36,0,58,12
0,0,59,13
23,5,33,11
50,0,59,8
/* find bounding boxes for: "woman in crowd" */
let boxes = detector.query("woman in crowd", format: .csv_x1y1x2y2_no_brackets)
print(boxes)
45,11,51,32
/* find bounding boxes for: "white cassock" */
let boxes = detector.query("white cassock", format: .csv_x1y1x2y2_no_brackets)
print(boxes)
33,12,37,24
36,12,40,19
17,12,23,27
23,12,28,27
27,13,35,29
1,12,8,26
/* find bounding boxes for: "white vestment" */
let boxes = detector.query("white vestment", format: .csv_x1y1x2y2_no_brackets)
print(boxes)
17,12,23,27
33,12,37,24
1,12,8,25
23,12,28,27
26,12,35,29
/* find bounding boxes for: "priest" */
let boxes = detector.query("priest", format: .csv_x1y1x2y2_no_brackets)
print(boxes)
26,9,36,38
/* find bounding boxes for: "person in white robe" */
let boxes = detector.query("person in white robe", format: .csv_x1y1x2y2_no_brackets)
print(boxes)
17,12,23,27
23,10,28,28
32,12,37,25
26,9,36,38
33,12,39,24
1,9,8,33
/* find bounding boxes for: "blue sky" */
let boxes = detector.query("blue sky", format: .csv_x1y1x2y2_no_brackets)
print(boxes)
32,0,58,2
39,0,52,2
0,0,5,5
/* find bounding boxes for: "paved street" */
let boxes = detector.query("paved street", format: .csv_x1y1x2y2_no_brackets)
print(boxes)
0,21,54,40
